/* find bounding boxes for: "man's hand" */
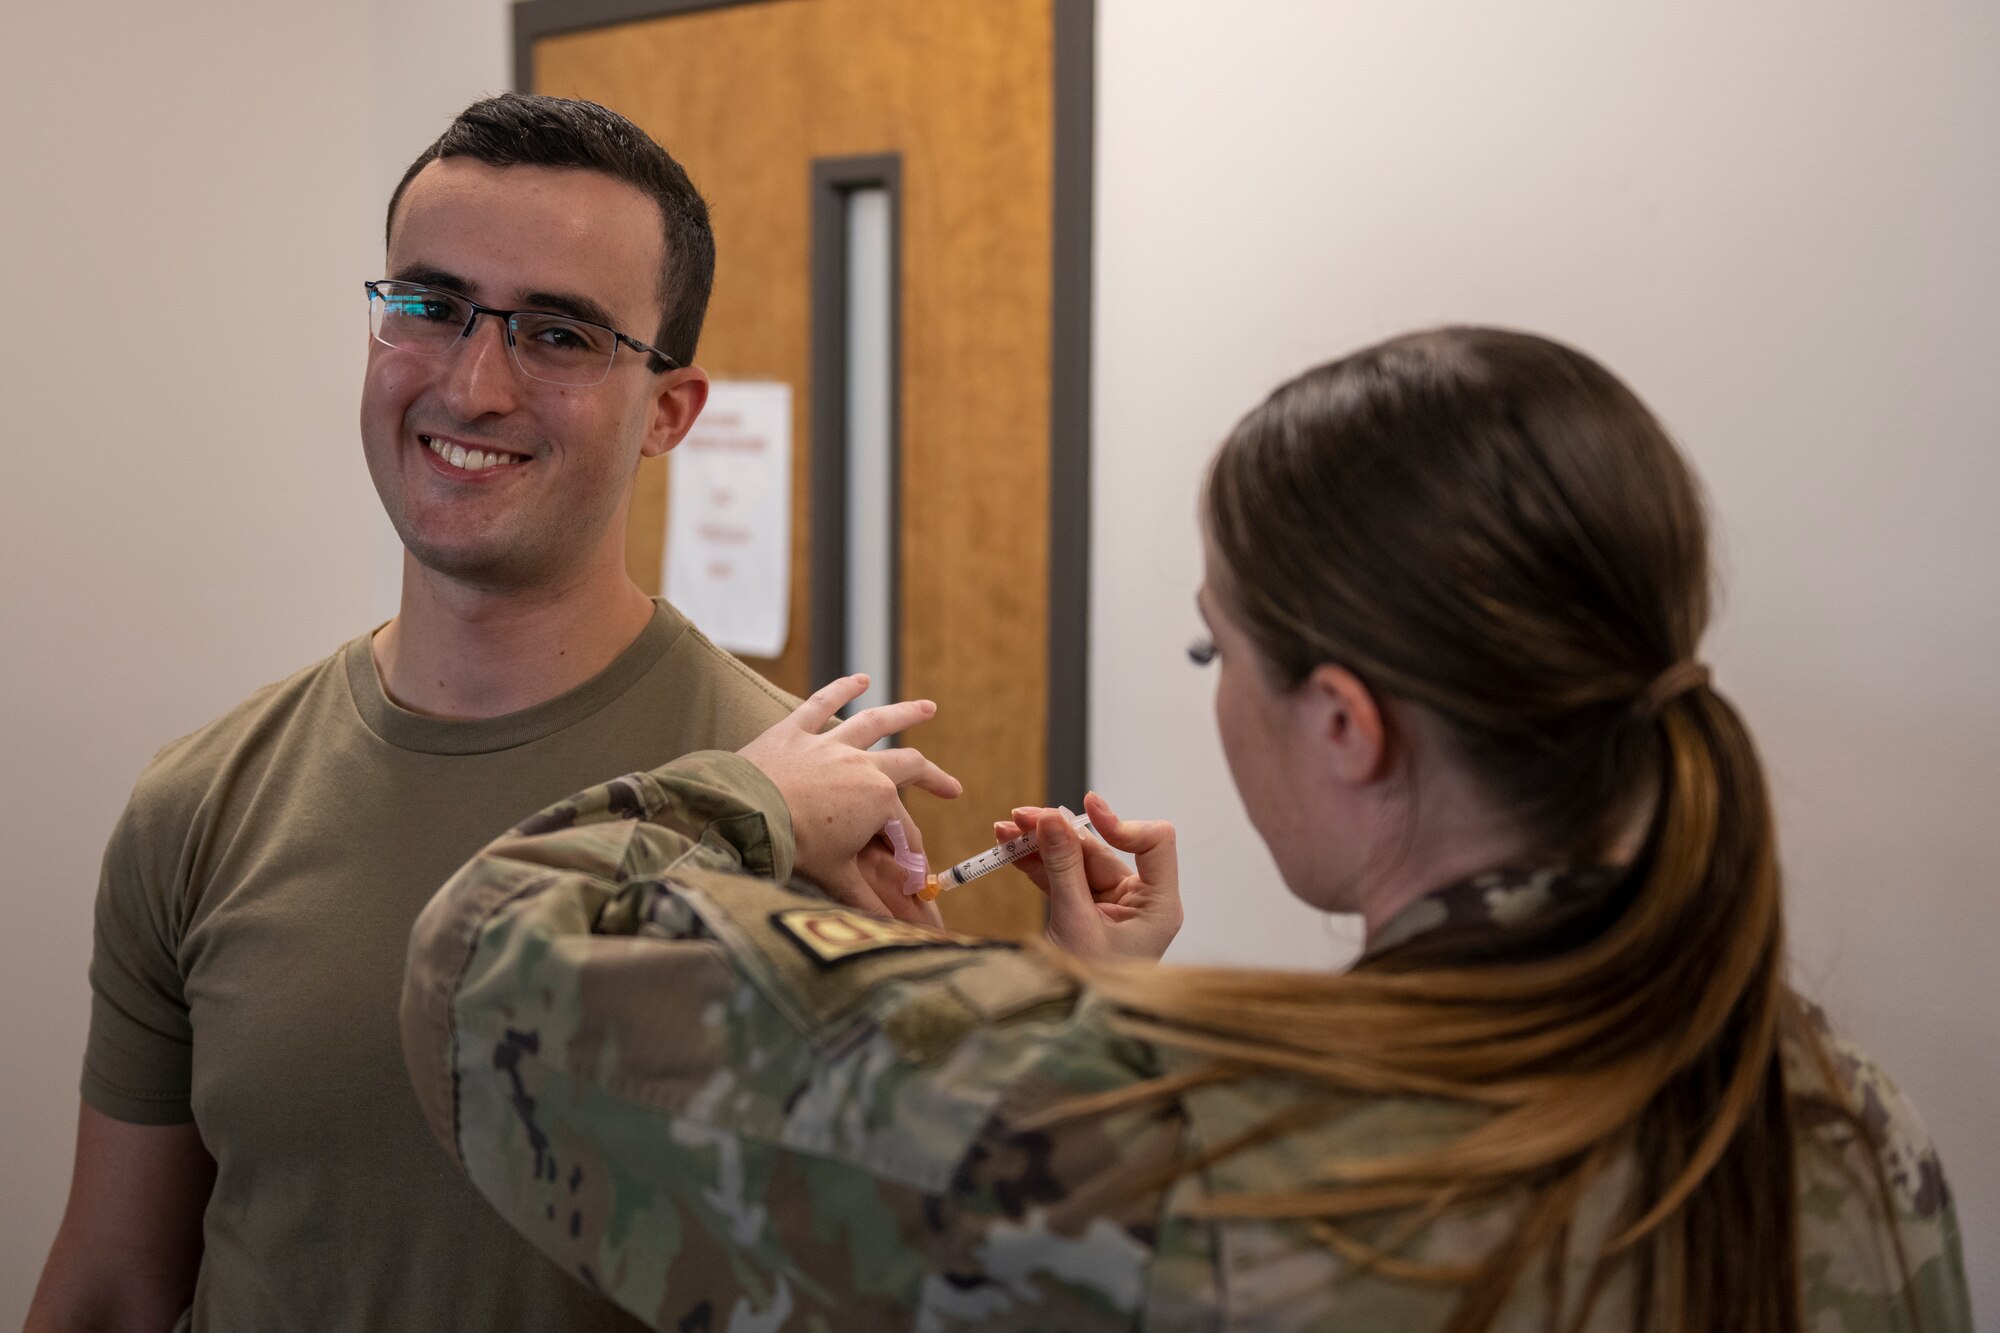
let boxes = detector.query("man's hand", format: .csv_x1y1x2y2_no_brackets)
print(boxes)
739,674,959,921
999,792,1182,962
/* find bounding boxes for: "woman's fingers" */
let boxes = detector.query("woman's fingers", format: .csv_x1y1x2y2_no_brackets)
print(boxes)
1082,791,1135,843
1026,796,1181,963
1084,791,1176,887
1032,809,1099,950
829,698,937,750
856,840,935,923
1010,806,1133,895
994,820,1052,894
992,820,1058,895
745,680,928,895
873,747,963,800
791,674,869,733
793,678,944,751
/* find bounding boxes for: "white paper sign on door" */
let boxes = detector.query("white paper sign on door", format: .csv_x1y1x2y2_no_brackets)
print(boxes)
664,381,792,658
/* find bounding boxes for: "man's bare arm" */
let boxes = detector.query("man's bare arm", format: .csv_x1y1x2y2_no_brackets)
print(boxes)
24,1102,213,1333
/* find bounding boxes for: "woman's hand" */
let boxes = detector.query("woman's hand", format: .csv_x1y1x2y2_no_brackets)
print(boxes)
738,675,960,923
999,792,1181,962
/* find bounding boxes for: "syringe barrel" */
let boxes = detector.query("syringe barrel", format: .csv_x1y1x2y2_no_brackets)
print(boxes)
939,814,1097,890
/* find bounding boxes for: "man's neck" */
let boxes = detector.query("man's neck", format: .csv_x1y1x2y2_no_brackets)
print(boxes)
371,557,657,720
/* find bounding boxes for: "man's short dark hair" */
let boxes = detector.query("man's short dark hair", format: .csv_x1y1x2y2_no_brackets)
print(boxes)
386,92,714,369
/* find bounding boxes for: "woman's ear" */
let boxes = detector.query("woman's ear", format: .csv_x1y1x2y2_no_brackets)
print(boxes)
640,367,711,460
1304,663,1389,785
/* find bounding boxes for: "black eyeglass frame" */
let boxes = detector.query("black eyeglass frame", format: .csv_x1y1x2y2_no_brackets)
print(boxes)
363,279,680,382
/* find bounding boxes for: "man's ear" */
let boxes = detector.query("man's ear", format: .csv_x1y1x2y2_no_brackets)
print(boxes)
1305,663,1390,785
640,366,710,460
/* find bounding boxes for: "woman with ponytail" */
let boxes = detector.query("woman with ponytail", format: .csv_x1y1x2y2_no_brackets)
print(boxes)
402,327,1972,1331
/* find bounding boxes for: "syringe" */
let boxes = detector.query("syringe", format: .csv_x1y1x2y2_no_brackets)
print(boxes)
908,812,1097,902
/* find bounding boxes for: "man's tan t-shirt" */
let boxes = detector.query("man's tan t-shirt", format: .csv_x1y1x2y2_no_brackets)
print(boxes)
83,601,795,1331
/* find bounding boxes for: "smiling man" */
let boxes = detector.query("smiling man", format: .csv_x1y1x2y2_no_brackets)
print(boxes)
26,96,816,1332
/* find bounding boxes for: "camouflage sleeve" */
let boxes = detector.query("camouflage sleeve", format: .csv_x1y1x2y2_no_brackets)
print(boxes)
1785,1004,1977,1332
401,751,1183,1332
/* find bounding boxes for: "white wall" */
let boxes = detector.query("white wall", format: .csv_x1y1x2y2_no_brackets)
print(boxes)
1094,0,1998,1317
2,0,1991,1323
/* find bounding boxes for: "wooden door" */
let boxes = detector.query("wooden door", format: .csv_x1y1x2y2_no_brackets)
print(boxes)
517,0,1092,939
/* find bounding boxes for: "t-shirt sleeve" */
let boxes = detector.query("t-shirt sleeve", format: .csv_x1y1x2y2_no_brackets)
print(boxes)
680,623,801,746
81,789,195,1125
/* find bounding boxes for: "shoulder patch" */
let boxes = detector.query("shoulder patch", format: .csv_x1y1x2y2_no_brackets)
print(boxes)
772,907,998,967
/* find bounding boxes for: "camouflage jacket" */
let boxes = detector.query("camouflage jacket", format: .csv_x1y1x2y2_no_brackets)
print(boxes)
401,754,1974,1332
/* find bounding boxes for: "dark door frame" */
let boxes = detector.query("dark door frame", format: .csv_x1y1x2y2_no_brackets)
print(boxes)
807,154,903,702
513,0,1094,807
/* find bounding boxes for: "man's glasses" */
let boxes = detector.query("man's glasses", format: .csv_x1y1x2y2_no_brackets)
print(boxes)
364,280,678,387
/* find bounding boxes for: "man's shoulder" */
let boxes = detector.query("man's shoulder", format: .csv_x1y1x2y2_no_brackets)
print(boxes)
126,639,357,820
643,601,800,723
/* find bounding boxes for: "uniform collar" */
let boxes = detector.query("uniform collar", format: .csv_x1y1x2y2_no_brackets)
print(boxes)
1362,863,1624,962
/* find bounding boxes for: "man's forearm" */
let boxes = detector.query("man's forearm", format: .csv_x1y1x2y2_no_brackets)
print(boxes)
24,1221,197,1333
25,1105,211,1333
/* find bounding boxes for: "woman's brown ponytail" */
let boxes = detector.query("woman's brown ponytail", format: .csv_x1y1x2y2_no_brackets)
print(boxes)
1054,328,1898,1330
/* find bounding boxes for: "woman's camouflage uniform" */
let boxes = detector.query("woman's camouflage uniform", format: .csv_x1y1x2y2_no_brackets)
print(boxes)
401,755,1973,1332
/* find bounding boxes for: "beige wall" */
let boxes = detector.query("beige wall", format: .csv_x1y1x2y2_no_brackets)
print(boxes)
0,0,507,1318
1,2,373,1315
1,0,1991,1323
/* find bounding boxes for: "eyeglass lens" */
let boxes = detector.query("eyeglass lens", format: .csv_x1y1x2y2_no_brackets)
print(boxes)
369,284,620,386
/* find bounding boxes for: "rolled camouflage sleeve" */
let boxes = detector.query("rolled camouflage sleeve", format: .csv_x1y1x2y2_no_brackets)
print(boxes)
401,750,1178,1332
400,750,794,1170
